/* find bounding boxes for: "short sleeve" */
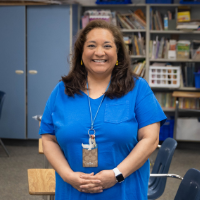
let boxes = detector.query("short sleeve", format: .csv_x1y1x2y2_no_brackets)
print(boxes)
135,78,167,129
39,82,60,135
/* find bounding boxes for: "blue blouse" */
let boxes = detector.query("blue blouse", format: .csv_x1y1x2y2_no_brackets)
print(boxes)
39,77,167,200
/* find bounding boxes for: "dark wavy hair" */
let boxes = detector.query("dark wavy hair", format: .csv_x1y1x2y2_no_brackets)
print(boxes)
62,20,137,99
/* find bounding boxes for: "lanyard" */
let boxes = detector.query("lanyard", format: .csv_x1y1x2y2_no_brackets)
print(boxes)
87,80,110,136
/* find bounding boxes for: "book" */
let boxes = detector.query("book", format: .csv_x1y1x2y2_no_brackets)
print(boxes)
158,37,164,58
116,14,131,29
134,9,146,22
134,35,140,55
149,40,153,58
151,40,157,59
131,13,146,28
154,14,159,30
177,40,191,60
177,11,191,22
155,36,160,59
137,33,145,55
156,11,163,30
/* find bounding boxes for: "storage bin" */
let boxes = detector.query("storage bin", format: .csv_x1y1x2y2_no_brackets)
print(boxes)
149,66,181,88
180,0,200,4
159,119,174,141
194,73,200,88
146,0,173,4
96,0,132,4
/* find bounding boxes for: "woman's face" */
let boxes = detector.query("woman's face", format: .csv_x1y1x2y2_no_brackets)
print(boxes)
82,28,117,78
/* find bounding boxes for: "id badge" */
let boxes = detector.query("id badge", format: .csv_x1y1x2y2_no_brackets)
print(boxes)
82,135,98,167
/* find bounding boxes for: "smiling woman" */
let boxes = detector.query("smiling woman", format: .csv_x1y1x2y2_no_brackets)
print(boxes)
39,20,167,200
82,28,117,82
62,20,135,99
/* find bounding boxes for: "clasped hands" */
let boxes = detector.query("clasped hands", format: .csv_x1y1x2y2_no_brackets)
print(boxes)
69,170,117,193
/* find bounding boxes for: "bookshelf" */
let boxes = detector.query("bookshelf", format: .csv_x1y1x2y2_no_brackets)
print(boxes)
78,3,200,89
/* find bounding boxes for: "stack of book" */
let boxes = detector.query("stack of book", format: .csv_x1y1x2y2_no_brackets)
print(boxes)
131,60,146,77
123,33,145,56
150,10,164,30
154,92,176,109
180,63,198,88
116,9,146,30
149,37,170,59
149,37,191,60
178,98,200,110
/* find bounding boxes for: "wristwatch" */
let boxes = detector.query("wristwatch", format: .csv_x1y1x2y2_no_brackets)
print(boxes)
113,167,125,183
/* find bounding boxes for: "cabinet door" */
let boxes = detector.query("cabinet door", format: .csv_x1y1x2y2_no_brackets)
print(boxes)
0,6,26,139
27,6,70,139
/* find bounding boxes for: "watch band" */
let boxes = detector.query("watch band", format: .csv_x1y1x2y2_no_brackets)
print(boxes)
113,167,124,183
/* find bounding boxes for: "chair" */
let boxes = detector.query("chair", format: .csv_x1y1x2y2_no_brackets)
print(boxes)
27,168,55,200
148,137,177,199
174,168,200,200
0,91,9,157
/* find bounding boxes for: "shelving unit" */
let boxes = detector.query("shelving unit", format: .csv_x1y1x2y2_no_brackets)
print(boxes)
78,3,200,88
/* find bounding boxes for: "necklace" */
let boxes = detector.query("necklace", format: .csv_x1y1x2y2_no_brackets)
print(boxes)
82,80,110,167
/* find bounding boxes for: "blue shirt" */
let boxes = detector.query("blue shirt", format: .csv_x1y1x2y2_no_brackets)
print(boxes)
39,77,167,200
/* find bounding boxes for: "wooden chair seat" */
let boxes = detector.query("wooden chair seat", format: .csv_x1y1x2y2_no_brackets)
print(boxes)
172,91,200,98
27,169,55,195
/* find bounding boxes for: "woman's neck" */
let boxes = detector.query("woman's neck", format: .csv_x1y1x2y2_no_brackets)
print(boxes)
87,73,111,88
86,73,111,99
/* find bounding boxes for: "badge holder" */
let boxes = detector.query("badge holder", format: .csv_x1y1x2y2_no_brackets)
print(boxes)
82,129,98,167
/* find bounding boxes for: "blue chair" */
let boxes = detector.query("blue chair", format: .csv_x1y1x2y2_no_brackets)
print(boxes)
0,91,9,156
148,137,178,199
174,168,200,200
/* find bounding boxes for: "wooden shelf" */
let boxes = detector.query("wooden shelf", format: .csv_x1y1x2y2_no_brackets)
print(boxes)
150,30,200,34
172,91,200,98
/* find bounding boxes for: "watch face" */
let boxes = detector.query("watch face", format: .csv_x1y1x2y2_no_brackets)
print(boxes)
116,174,124,183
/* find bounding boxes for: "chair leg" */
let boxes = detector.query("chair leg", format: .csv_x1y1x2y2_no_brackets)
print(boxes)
0,139,9,157
50,195,55,200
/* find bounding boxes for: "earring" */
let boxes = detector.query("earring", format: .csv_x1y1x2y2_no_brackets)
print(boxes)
116,60,118,66
81,60,83,65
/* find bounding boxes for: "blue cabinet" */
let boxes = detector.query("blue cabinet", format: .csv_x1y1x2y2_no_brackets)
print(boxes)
0,5,70,139
0,6,26,139
27,6,70,139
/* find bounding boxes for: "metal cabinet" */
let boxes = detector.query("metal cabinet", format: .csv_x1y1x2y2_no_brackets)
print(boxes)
0,6,26,139
0,5,70,139
27,5,70,139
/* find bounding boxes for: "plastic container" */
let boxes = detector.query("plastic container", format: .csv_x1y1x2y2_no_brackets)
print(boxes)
96,0,132,4
180,0,200,4
149,66,181,88
194,73,200,88
146,0,173,4
159,119,174,141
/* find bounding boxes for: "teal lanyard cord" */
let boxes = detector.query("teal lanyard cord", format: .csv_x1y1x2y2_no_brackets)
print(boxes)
87,80,110,132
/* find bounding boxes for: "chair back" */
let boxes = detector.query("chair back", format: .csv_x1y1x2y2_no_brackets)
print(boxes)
148,137,177,199
0,91,6,119
174,168,200,200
